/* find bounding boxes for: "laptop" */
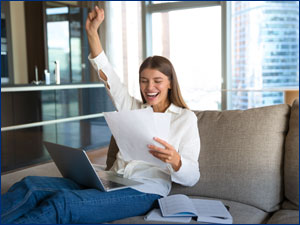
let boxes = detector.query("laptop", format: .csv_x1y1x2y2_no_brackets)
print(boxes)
44,141,142,192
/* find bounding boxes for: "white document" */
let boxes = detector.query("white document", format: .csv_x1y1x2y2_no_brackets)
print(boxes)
103,108,171,168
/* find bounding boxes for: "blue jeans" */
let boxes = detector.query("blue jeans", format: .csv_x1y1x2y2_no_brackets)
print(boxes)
1,176,161,224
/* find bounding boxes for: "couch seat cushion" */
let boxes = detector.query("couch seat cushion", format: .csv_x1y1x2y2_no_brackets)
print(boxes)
267,209,299,224
110,197,269,224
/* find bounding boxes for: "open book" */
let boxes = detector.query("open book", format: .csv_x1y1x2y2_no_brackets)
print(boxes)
144,194,233,224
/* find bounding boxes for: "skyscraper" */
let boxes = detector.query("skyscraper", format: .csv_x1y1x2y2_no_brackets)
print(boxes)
231,1,299,109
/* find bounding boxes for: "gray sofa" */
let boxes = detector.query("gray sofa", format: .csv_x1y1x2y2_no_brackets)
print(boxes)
2,99,299,224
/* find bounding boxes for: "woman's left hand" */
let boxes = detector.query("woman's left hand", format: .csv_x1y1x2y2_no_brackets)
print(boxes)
148,137,181,171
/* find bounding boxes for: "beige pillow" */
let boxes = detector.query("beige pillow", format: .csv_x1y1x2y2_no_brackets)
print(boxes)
171,104,290,213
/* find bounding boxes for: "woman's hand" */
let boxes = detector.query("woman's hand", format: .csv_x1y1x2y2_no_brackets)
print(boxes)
85,6,105,36
85,6,104,59
148,137,182,171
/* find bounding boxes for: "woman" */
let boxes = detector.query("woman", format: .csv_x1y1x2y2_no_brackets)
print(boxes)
1,6,200,224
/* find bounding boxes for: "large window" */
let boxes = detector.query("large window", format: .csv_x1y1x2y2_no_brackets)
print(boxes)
102,1,299,110
144,1,299,110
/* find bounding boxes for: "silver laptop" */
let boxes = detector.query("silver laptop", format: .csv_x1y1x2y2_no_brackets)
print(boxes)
44,141,142,192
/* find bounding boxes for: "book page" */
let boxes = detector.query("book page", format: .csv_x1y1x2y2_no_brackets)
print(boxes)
192,199,232,224
158,194,197,217
144,208,192,223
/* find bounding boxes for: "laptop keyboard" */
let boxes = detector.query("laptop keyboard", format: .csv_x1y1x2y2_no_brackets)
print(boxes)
101,179,125,189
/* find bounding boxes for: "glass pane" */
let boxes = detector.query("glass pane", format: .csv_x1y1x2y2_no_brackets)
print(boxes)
70,7,82,83
1,8,9,84
46,7,68,15
151,1,182,4
152,6,221,110
46,16,71,83
230,1,299,109
105,1,143,99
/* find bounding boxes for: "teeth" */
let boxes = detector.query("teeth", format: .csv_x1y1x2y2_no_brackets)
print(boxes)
147,93,158,97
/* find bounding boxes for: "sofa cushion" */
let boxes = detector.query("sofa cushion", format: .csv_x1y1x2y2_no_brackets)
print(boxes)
171,104,290,213
110,197,270,224
284,99,299,207
266,209,299,224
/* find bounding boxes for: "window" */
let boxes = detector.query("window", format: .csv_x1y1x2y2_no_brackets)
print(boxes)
45,3,91,84
1,1,13,84
1,10,9,84
101,1,298,110
229,1,299,109
150,2,222,110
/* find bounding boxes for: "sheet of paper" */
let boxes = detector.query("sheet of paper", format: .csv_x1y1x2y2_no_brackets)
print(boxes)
158,194,197,217
103,108,171,168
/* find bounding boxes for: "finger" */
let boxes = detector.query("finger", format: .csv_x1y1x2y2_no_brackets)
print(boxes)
95,6,104,20
153,137,172,149
150,150,172,159
88,9,97,21
150,151,172,162
88,12,93,21
148,144,169,154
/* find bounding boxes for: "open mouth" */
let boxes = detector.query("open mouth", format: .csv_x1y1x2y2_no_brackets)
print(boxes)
146,92,159,99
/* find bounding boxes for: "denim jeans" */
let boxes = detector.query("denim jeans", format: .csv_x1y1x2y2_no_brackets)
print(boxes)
1,176,161,224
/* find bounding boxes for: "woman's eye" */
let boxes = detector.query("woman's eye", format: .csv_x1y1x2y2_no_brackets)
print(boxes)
155,81,162,84
141,80,148,83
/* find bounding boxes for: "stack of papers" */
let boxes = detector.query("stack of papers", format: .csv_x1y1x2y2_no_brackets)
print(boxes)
104,108,171,168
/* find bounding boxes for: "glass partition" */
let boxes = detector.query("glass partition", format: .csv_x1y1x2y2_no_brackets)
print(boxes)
45,2,90,84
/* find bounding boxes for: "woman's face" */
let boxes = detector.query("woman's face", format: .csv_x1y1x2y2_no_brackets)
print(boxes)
140,68,171,109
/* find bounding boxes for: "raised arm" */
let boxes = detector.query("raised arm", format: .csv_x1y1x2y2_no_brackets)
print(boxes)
85,6,107,82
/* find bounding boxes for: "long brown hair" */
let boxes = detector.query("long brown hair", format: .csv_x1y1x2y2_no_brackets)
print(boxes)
139,56,189,109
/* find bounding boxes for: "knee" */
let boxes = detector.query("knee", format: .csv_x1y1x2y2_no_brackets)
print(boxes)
8,176,35,192
21,176,42,185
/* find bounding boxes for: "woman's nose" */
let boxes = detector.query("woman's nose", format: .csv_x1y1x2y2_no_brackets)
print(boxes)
146,82,154,89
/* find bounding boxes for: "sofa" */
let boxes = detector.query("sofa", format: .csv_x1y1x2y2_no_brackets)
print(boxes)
2,99,299,224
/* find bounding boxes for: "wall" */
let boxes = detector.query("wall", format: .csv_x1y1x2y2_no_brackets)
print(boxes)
10,1,28,84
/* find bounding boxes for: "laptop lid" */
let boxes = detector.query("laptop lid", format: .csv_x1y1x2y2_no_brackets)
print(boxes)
44,141,107,191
